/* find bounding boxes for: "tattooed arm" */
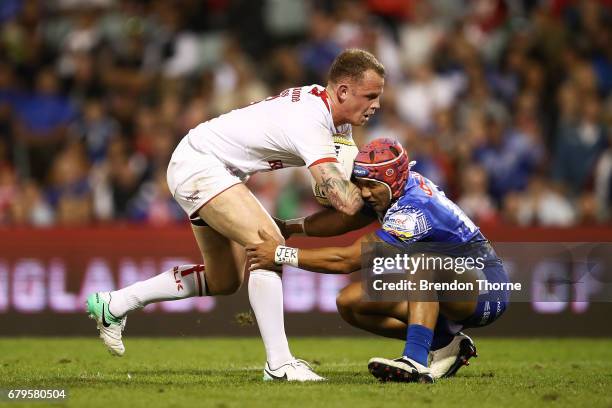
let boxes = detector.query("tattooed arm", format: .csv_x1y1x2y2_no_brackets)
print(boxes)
309,161,363,216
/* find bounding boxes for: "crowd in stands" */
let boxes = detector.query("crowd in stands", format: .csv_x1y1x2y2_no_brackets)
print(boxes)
0,0,610,227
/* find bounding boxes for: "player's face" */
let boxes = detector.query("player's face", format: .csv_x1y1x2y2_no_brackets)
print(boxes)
343,70,384,126
355,179,391,212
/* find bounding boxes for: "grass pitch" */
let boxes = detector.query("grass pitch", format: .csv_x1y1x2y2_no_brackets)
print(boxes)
1,337,611,408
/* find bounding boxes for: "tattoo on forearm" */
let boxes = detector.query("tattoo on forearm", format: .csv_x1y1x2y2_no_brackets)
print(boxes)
319,164,362,213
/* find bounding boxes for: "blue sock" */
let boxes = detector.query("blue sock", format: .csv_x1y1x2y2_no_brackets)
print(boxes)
403,324,434,366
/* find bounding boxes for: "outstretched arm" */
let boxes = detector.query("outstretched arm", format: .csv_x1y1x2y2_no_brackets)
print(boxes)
279,208,376,238
309,161,363,216
246,230,383,274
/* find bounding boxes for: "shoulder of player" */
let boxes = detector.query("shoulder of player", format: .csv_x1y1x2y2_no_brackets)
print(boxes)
395,174,430,205
381,183,433,225
284,92,335,134
300,84,332,115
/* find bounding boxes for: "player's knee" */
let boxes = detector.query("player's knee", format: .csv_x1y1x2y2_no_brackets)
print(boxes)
207,275,243,296
336,286,359,316
336,300,352,321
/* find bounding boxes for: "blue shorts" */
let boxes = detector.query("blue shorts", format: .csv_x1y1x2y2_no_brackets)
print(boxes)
458,263,509,329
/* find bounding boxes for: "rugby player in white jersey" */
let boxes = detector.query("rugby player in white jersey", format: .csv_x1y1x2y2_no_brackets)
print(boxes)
85,49,385,381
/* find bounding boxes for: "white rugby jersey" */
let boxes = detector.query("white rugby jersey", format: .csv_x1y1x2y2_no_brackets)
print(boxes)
186,84,352,177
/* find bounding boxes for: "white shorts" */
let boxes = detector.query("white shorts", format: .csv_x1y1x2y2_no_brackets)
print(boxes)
167,136,244,218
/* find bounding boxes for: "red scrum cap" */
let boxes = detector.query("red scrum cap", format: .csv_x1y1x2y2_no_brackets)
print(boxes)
352,138,409,200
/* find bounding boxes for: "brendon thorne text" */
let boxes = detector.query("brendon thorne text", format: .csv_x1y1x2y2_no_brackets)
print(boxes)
371,279,521,292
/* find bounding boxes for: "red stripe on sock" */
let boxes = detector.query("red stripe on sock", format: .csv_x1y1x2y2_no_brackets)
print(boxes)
181,264,205,276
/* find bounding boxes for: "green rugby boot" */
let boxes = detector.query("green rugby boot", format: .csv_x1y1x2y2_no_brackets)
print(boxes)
86,292,127,356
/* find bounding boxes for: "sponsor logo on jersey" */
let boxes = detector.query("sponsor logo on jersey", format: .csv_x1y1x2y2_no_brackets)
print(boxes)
382,206,430,240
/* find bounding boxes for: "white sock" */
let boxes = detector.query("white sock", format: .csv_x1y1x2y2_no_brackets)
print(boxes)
108,265,206,317
248,269,293,368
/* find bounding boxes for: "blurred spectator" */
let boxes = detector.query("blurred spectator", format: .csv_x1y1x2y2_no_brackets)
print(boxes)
104,137,147,219
576,192,599,225
10,180,54,226
268,46,307,91
144,2,201,78
515,176,576,226
0,0,22,24
474,92,545,201
410,136,451,191
456,77,508,131
360,22,403,85
488,46,524,105
593,131,612,221
264,0,308,41
462,0,508,63
56,7,102,77
300,10,342,83
0,163,17,224
212,38,269,114
47,143,92,226
332,0,369,49
12,68,77,181
140,124,175,176
0,63,17,158
556,83,580,128
500,191,523,225
70,98,119,164
62,52,104,106
1,0,48,80
553,93,607,194
431,108,457,154
457,164,498,224
398,1,445,69
365,0,410,36
396,62,463,131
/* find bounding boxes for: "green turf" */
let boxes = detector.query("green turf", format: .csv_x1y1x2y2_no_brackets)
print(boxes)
0,337,611,408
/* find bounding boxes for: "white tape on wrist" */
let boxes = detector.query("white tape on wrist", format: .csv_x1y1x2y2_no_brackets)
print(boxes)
274,245,299,267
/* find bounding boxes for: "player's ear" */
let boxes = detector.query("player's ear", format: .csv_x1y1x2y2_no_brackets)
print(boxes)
337,83,349,102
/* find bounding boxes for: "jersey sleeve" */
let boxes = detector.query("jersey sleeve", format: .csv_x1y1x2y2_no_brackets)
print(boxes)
288,103,337,168
375,204,432,245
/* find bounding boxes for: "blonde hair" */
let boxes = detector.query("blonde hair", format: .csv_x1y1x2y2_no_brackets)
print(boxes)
328,49,385,84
